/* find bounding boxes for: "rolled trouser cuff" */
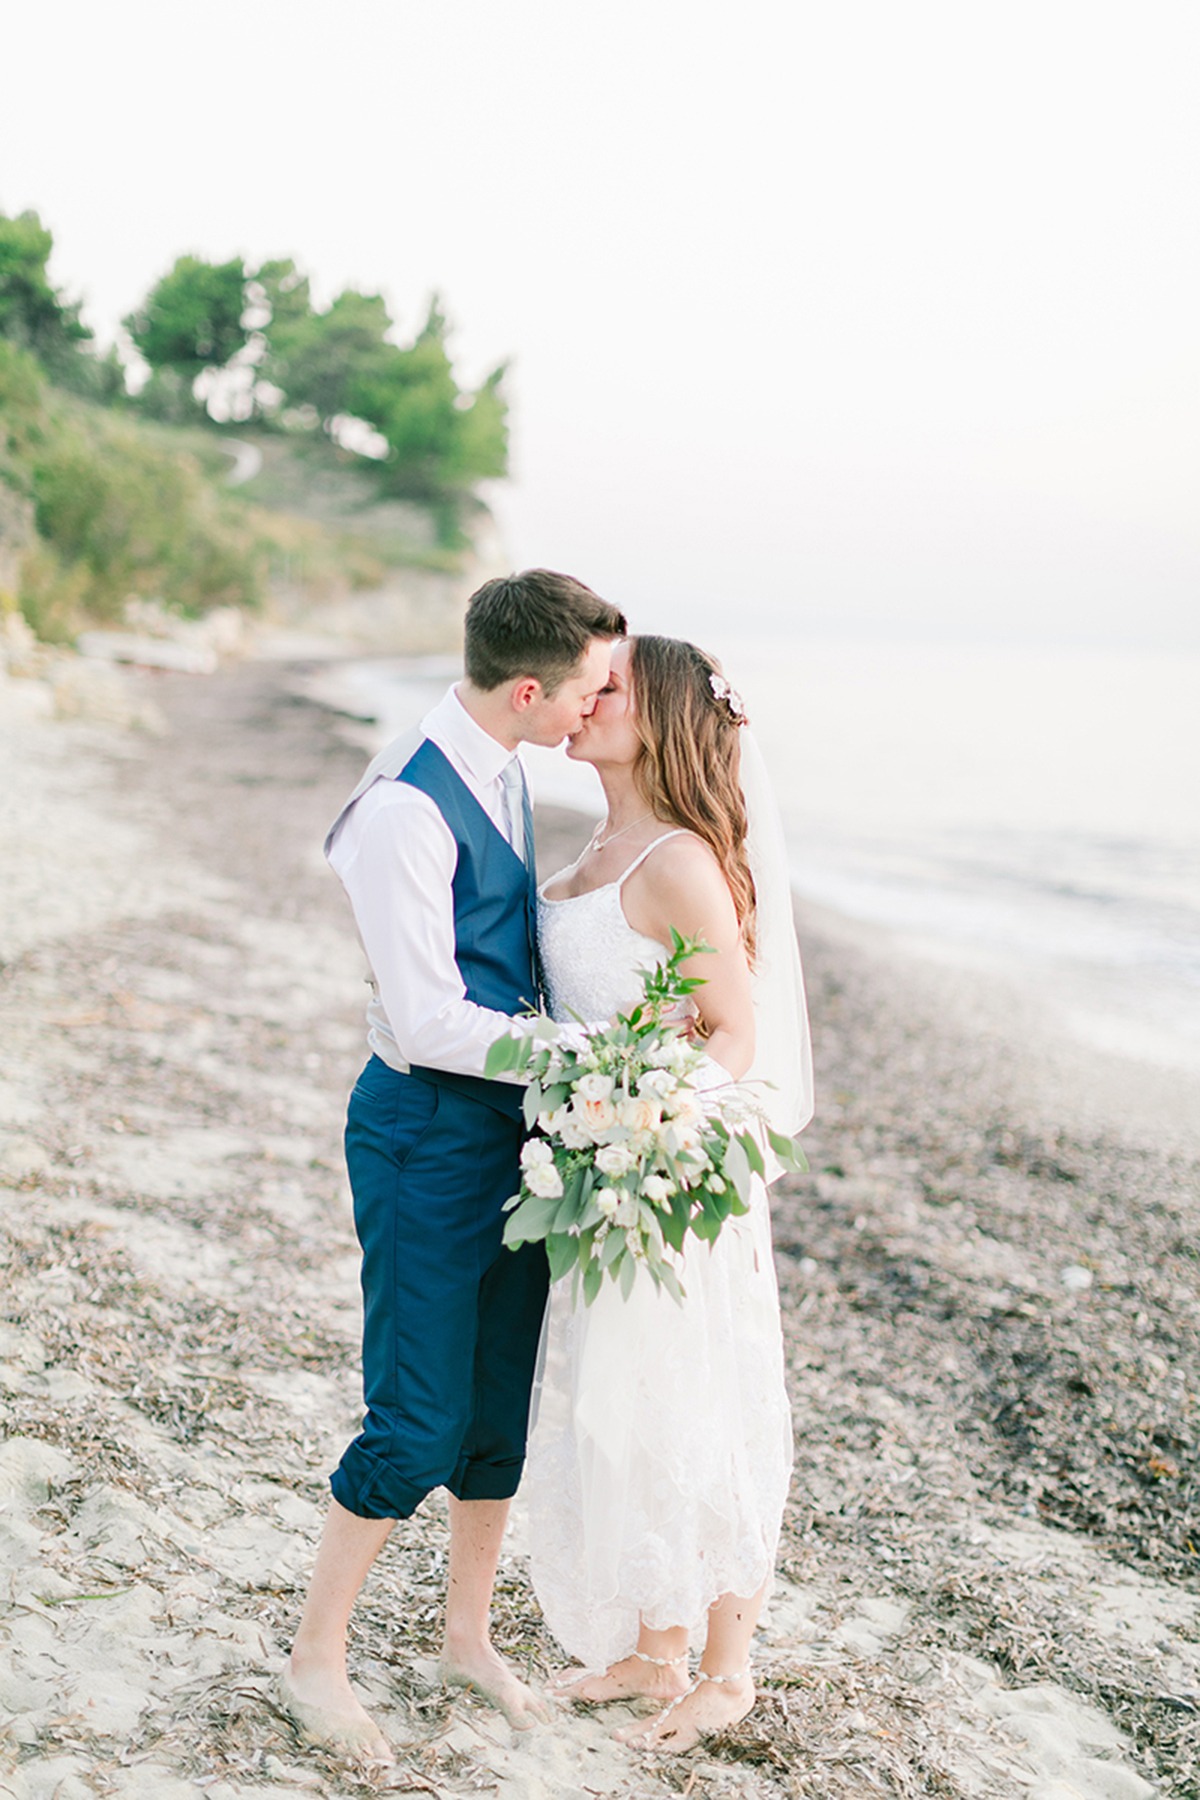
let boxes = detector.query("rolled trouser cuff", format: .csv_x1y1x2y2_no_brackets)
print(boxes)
449,1453,526,1504
329,1448,430,1522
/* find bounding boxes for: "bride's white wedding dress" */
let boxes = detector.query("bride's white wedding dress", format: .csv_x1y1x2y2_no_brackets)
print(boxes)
523,834,794,1670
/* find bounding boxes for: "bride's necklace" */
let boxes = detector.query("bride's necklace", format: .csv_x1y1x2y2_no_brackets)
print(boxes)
587,811,653,854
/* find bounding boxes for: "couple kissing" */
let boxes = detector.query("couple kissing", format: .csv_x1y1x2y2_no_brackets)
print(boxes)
279,568,812,1762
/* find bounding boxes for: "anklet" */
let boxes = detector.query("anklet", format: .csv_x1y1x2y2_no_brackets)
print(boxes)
630,1649,689,1668
629,1666,754,1744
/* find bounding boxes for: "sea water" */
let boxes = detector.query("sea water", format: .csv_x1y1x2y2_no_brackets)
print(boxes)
323,631,1200,1080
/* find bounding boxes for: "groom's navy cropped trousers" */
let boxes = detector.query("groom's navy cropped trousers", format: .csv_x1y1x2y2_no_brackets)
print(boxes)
329,1054,548,1522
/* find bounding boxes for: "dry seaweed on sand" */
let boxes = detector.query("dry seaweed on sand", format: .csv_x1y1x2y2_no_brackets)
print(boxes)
2,665,1197,1798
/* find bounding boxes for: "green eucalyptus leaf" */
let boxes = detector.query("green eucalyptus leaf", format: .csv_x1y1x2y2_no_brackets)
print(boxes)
552,1168,585,1230
546,1233,579,1283
502,1212,535,1249
766,1126,806,1168
737,1130,766,1178
578,1194,603,1231
659,1264,686,1306
660,1208,687,1253
502,1193,560,1244
723,1133,753,1198
600,1229,625,1269
485,1034,525,1078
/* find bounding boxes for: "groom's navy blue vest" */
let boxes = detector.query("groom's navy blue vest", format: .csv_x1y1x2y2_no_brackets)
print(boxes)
398,739,537,1121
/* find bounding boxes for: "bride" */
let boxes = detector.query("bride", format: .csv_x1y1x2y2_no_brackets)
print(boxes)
526,634,813,1751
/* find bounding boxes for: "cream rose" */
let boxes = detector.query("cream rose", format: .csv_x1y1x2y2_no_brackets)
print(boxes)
617,1095,662,1134
524,1160,563,1199
666,1091,701,1126
579,1097,617,1137
520,1138,554,1169
662,1120,702,1158
557,1114,594,1151
575,1072,614,1103
595,1143,636,1177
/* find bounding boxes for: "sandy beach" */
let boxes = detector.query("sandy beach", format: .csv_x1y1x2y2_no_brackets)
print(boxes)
2,657,1197,1799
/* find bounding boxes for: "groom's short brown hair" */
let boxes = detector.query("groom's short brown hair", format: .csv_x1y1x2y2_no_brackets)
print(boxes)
464,569,626,695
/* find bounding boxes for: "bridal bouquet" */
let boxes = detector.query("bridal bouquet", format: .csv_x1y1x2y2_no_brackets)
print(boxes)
484,932,806,1305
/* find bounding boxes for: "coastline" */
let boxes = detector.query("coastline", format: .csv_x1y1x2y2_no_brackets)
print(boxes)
298,648,1200,1158
1,656,1196,1798
797,897,1200,1161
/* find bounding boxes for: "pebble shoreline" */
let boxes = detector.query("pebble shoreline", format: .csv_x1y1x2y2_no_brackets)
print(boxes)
1,658,1196,1798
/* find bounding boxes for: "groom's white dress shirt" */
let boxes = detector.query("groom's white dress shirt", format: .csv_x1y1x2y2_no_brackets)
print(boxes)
327,686,531,1081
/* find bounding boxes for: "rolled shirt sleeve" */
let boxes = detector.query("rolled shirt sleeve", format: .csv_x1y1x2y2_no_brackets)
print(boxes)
328,779,527,1080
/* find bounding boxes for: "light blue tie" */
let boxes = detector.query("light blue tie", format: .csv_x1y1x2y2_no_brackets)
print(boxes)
499,758,529,864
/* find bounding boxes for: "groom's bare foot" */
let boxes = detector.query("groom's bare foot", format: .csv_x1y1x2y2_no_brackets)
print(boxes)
552,1654,690,1706
615,1672,755,1752
277,1658,393,1764
440,1637,549,1728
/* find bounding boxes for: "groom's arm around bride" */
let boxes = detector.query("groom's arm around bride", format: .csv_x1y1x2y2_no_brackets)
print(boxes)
279,570,626,1760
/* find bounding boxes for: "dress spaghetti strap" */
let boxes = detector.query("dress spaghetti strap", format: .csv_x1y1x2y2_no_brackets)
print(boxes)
615,829,692,889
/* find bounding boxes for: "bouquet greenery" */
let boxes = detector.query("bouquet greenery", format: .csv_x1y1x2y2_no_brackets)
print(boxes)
484,932,806,1305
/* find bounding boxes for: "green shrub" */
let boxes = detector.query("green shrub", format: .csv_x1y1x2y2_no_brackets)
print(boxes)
0,356,263,637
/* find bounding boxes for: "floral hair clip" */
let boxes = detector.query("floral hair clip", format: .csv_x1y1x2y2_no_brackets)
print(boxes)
708,670,748,724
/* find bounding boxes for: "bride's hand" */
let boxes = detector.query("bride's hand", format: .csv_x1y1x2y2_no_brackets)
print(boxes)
654,999,697,1029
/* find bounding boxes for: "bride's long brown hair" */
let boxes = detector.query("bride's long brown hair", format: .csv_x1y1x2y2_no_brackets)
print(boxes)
628,635,756,960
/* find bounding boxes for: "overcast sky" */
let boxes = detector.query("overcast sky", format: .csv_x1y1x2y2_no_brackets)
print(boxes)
3,1,1196,647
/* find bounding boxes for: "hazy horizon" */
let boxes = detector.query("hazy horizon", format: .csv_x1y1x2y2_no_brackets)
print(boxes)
3,1,1196,651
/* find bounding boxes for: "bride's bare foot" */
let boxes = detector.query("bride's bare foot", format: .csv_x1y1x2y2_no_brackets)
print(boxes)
614,1671,755,1753
552,1653,690,1706
440,1636,550,1729
276,1661,393,1765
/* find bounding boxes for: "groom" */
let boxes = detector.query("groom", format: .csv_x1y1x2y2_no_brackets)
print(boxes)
283,569,626,1759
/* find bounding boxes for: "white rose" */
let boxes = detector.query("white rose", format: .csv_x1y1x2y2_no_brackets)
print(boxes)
638,1068,677,1100
596,1189,619,1217
520,1138,555,1169
659,1037,694,1074
558,1115,594,1151
524,1160,563,1199
662,1120,702,1157
595,1143,636,1177
667,1091,701,1126
642,1174,674,1205
576,1073,614,1103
